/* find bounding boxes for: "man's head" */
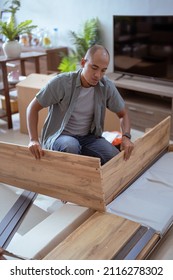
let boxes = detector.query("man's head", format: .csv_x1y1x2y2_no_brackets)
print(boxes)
81,44,110,87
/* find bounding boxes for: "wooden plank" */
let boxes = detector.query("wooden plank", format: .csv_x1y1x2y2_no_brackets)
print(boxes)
101,116,171,205
0,143,105,211
137,234,160,260
43,212,142,260
147,224,173,259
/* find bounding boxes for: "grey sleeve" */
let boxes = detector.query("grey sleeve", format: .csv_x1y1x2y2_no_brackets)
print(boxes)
36,76,65,107
106,79,125,113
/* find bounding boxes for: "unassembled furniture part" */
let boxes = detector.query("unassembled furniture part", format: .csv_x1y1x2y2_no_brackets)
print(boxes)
0,117,172,259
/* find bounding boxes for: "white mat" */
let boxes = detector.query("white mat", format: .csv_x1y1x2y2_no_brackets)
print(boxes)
107,152,173,235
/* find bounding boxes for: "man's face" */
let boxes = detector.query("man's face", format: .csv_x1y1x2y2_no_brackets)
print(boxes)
81,50,109,87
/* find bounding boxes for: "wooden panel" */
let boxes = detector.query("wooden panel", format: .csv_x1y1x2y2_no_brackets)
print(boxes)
126,99,170,132
147,225,173,260
137,234,160,260
44,212,141,260
101,116,171,205
0,143,105,211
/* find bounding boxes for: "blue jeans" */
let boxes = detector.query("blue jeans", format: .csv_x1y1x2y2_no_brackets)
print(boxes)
52,134,120,165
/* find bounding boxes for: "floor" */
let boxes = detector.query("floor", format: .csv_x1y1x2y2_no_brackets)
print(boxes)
0,113,29,145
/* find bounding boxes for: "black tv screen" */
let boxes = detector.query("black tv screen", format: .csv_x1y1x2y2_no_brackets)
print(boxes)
113,15,173,82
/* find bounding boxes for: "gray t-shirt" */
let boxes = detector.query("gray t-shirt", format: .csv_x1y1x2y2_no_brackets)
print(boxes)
36,69,125,149
62,86,95,136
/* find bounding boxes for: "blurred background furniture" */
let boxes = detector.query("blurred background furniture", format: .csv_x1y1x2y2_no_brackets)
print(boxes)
0,51,46,129
107,72,173,140
0,43,68,129
46,47,68,74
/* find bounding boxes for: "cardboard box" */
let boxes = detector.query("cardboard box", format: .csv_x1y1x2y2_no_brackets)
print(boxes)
104,108,120,131
1,96,18,114
16,73,120,136
16,73,55,135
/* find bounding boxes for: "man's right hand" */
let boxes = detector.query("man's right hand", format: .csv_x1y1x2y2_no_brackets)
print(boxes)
28,140,44,159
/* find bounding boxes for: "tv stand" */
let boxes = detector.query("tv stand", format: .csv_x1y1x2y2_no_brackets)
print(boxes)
107,72,173,140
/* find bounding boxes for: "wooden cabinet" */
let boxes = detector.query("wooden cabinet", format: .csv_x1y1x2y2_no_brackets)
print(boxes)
121,91,171,131
107,73,173,139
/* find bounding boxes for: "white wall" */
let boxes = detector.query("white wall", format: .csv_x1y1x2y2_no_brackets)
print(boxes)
1,0,173,71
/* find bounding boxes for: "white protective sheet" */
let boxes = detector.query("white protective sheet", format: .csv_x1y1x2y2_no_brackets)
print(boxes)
107,152,173,235
0,184,92,259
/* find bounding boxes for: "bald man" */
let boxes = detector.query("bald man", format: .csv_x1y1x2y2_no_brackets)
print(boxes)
27,45,134,164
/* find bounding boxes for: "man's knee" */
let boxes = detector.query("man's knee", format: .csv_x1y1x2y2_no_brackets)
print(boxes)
62,139,81,153
53,136,81,154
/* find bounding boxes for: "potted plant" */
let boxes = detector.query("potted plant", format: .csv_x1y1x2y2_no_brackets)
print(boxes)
0,0,37,58
58,18,102,72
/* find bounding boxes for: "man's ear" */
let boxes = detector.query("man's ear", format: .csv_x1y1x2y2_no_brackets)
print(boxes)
81,58,86,67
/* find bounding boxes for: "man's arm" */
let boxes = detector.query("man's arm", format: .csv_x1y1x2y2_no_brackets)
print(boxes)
117,107,134,160
27,97,44,159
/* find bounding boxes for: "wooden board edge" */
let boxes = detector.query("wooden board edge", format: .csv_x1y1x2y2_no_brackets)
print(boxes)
0,141,101,168
136,234,160,260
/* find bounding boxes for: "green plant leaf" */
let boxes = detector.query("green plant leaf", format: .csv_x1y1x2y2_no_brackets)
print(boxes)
0,0,37,41
58,17,102,72
58,55,77,72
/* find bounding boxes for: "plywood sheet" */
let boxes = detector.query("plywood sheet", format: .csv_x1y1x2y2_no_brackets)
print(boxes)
44,212,141,260
0,117,171,212
101,116,170,205
0,143,104,211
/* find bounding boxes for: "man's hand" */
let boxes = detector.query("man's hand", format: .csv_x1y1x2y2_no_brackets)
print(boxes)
0,247,5,260
28,140,44,159
120,137,134,160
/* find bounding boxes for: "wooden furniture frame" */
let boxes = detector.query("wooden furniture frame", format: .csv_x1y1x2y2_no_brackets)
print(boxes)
0,117,172,259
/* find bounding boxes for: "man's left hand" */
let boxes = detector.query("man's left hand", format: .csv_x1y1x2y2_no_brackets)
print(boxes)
120,137,134,160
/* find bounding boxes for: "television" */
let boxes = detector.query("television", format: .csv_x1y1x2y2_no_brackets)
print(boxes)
113,15,173,82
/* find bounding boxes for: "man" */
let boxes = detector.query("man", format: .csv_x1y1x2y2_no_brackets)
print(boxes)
27,44,134,164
